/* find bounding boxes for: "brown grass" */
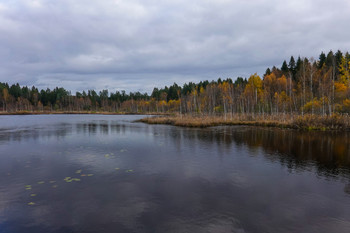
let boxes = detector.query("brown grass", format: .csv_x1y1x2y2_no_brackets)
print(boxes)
2,111,349,130
0,111,167,116
137,114,350,131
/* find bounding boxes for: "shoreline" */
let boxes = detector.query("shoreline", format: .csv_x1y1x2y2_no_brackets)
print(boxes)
136,114,350,131
0,111,166,116
1,111,349,131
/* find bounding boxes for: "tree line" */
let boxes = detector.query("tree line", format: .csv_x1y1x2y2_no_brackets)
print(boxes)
1,50,350,116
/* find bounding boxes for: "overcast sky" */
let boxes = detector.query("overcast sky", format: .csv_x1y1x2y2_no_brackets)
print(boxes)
0,0,349,94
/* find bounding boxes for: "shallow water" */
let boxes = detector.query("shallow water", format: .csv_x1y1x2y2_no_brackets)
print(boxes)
0,115,349,233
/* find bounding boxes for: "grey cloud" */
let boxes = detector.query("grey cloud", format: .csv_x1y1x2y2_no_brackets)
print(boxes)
0,0,349,93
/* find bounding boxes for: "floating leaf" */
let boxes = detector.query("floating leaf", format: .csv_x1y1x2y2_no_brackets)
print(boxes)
126,169,133,172
30,194,37,197
28,202,35,206
72,178,81,182
52,185,58,188
76,169,82,174
64,177,71,181
37,181,45,184
81,174,86,177
120,149,127,153
115,168,120,170
49,181,56,184
87,174,94,177
104,154,110,158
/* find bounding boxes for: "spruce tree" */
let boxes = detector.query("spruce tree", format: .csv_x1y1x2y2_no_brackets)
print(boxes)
318,52,326,69
264,68,271,77
288,56,296,80
326,50,334,67
281,60,289,74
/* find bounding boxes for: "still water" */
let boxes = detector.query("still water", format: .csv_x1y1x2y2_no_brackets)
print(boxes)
0,115,349,233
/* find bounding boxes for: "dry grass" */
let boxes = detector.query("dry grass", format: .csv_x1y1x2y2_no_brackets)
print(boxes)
2,111,349,130
137,114,350,130
293,114,350,130
0,111,166,115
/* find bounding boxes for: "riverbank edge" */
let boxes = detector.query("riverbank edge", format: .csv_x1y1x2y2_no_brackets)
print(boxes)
136,115,350,131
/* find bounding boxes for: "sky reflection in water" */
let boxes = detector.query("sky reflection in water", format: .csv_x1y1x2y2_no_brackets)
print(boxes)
0,115,349,233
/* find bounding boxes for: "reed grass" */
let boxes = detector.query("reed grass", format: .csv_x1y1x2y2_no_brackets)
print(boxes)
0,111,166,115
137,114,350,130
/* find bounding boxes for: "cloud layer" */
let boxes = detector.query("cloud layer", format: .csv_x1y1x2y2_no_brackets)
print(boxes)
0,0,349,93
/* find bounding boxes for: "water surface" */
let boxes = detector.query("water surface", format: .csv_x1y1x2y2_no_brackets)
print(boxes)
0,115,350,233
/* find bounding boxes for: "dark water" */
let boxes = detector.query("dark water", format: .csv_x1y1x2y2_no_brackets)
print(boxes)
0,115,350,233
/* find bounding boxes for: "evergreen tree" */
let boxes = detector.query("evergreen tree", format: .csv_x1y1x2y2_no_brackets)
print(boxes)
335,50,343,75
326,50,335,67
295,56,302,74
318,51,326,69
9,83,22,98
288,56,296,80
281,60,289,74
167,83,180,100
264,68,271,77
151,88,160,100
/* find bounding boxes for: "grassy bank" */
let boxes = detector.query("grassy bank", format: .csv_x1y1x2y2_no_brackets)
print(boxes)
137,114,350,131
0,111,166,116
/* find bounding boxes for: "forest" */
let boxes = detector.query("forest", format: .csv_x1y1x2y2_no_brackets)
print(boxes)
1,50,350,117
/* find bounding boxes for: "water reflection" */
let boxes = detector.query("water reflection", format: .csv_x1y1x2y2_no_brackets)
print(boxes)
1,118,350,179
148,126,350,178
0,120,133,143
0,115,350,233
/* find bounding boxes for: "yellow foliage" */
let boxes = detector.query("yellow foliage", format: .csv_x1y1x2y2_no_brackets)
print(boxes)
159,100,167,106
274,91,290,105
303,99,321,113
335,82,347,93
264,73,277,85
277,75,287,90
247,73,262,89
168,100,175,105
279,91,288,101
343,99,350,107
319,96,329,104
244,73,262,99
343,99,350,112
339,56,350,85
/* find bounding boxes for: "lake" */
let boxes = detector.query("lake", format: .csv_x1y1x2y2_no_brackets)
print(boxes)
0,115,349,233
